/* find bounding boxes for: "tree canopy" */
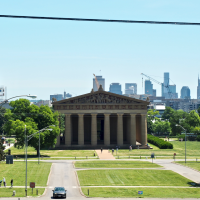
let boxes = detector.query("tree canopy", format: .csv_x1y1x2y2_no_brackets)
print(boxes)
4,99,60,154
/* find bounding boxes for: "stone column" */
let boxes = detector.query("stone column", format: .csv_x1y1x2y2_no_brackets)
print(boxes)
130,114,136,146
78,114,84,145
56,134,60,147
91,114,97,146
141,114,147,146
117,114,123,146
65,114,71,146
104,114,110,145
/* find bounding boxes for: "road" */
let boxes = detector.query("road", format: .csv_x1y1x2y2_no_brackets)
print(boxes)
4,159,200,200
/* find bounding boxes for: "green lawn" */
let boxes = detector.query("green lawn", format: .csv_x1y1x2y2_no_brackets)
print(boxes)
0,162,51,186
0,188,45,197
114,141,200,158
77,169,192,186
5,146,96,159
75,160,161,168
82,187,200,198
175,161,200,171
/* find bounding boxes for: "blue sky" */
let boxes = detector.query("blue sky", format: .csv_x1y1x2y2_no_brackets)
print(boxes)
0,0,200,100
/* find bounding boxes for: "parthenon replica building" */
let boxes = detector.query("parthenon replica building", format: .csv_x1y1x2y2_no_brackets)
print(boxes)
53,86,149,149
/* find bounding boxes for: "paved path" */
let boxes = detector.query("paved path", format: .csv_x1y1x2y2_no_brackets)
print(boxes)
96,149,115,159
3,143,14,151
154,159,200,184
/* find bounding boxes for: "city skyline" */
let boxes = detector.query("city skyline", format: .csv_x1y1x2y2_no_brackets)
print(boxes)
0,1,199,100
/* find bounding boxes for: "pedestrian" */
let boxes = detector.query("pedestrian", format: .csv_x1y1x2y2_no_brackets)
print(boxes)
3,177,6,187
101,147,103,153
112,149,114,154
11,179,13,188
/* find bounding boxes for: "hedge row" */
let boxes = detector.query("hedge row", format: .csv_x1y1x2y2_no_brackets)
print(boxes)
147,134,173,149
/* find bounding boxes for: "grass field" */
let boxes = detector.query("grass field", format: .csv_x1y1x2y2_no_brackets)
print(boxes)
175,161,200,171
0,188,45,197
113,141,200,159
4,146,96,159
0,162,51,186
81,187,200,198
75,160,161,168
77,169,192,186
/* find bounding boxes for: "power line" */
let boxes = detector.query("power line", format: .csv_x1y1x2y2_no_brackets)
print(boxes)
0,15,200,26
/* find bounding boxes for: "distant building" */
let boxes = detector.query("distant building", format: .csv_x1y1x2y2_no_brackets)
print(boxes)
34,100,52,107
162,72,178,98
125,83,137,94
64,92,72,99
180,86,191,99
109,83,122,95
50,94,63,101
145,80,153,95
197,75,200,99
153,89,156,97
93,76,105,91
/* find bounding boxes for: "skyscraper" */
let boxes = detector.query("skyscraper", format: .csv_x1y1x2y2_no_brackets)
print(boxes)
109,83,122,95
180,86,191,99
197,75,200,99
145,80,153,95
93,76,105,91
125,83,137,94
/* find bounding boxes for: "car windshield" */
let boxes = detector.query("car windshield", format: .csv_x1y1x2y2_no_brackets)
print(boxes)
54,187,65,191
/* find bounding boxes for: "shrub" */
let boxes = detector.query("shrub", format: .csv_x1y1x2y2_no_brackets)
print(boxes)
147,134,173,149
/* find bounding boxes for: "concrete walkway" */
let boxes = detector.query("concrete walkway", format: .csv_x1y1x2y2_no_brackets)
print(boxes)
152,159,200,184
96,149,115,159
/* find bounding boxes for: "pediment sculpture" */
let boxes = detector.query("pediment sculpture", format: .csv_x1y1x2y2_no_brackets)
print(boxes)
62,93,140,104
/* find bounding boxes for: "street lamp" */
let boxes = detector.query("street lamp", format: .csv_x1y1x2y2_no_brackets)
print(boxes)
0,94,37,107
175,124,187,163
24,125,55,196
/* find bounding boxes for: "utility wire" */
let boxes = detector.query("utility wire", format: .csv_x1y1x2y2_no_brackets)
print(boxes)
0,15,200,26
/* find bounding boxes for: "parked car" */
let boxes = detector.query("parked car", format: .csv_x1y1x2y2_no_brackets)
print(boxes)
52,187,67,198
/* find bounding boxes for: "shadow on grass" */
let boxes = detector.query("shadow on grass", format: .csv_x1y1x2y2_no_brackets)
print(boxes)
13,154,50,159
187,182,200,187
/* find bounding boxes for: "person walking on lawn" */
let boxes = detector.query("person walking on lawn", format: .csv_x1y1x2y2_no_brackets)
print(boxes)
101,147,103,153
11,179,13,188
3,177,6,187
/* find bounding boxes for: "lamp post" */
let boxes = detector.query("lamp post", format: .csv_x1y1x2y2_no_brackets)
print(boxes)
176,124,187,163
0,94,37,107
25,125,55,196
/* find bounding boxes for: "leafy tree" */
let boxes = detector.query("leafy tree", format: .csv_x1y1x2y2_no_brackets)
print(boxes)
147,109,159,134
162,107,175,121
152,119,171,134
4,99,60,155
170,110,189,135
0,137,5,161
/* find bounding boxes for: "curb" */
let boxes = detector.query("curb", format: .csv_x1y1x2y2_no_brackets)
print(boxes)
74,171,87,198
41,163,53,197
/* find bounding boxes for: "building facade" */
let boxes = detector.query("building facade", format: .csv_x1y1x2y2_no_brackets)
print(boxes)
125,83,137,94
53,86,149,149
181,86,191,99
145,80,153,95
93,76,105,91
109,83,122,95
197,76,200,99
50,94,63,101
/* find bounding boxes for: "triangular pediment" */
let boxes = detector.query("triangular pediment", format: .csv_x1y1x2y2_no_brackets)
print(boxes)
53,90,149,105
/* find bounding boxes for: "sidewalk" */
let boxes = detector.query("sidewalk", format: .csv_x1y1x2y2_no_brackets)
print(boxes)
96,149,115,159
3,143,14,151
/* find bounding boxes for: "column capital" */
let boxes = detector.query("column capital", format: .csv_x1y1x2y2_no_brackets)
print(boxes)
91,113,97,116
78,114,84,117
117,113,123,116
130,113,136,116
104,113,111,116
65,114,71,117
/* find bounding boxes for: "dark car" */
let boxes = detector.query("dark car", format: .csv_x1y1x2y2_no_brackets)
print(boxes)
52,187,67,198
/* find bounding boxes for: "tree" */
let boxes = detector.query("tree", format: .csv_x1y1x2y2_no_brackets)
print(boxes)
0,107,6,134
170,110,189,135
4,99,60,155
0,137,5,161
147,109,159,134
162,107,175,121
